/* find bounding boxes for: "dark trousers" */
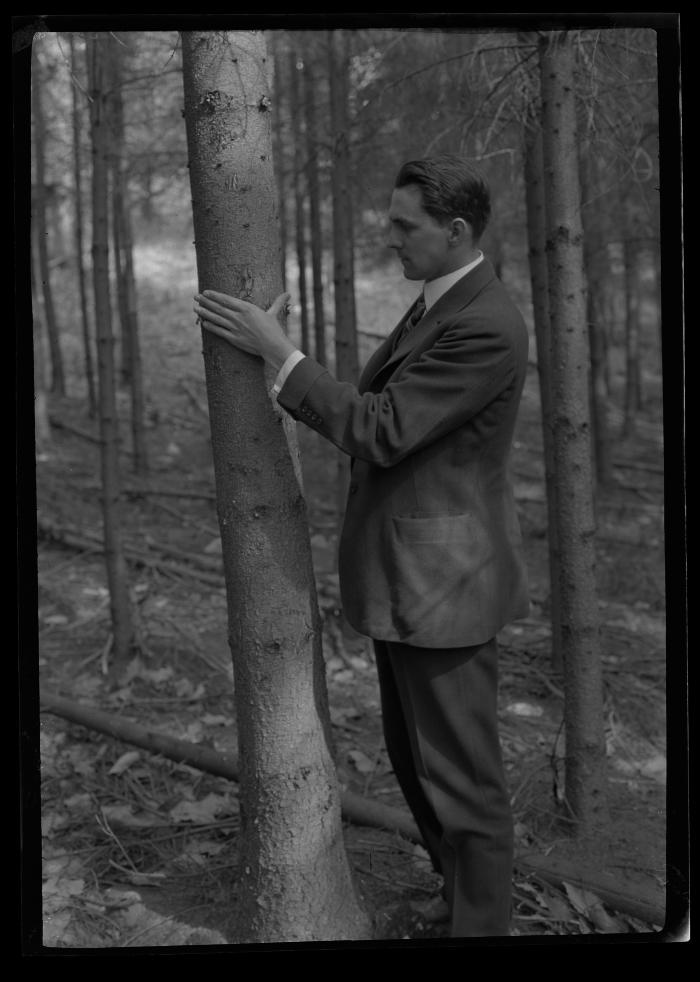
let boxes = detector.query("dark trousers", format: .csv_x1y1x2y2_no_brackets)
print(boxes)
373,638,513,938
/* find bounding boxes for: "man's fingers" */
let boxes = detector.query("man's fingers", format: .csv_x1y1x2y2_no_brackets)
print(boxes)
200,290,248,311
267,292,291,317
194,306,237,332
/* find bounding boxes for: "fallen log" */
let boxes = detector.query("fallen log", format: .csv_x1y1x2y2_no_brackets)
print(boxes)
39,688,420,843
37,518,224,588
39,688,666,927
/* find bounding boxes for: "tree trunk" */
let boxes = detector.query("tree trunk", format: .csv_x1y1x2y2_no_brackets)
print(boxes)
327,30,358,385
108,34,149,474
31,240,51,450
522,108,563,673
180,29,370,944
538,30,607,834
622,234,642,436
288,47,310,353
69,34,97,418
31,42,66,397
584,236,614,487
303,49,327,367
86,33,135,667
580,153,613,488
328,30,359,524
270,35,288,291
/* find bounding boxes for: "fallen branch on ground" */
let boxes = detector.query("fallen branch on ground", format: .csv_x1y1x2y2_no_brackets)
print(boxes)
39,687,666,927
39,688,420,843
37,518,223,588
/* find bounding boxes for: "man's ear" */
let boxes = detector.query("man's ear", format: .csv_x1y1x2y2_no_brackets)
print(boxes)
448,217,472,247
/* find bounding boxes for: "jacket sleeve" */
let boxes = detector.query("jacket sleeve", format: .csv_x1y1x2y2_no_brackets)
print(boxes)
276,313,520,468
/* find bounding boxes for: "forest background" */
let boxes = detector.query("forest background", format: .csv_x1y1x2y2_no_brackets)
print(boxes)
16,13,686,948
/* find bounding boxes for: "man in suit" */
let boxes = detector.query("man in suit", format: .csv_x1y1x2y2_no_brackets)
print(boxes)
193,155,530,938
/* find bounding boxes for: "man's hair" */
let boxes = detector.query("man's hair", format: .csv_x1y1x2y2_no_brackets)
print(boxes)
394,154,491,241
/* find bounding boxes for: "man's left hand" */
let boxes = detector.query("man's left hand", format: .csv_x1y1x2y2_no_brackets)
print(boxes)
194,290,296,372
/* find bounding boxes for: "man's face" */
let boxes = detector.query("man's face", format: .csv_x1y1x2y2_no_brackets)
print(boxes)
387,183,453,282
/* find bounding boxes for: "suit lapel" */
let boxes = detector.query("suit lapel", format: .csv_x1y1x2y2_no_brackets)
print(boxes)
362,259,496,391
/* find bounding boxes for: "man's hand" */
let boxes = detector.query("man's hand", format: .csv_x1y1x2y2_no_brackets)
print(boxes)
193,290,296,373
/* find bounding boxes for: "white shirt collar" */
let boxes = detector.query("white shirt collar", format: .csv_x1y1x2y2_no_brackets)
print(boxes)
422,251,484,312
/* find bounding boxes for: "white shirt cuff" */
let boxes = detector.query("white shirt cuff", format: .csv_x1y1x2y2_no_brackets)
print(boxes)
271,350,306,396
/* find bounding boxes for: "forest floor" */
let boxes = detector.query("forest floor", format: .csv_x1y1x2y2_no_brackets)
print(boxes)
30,240,675,948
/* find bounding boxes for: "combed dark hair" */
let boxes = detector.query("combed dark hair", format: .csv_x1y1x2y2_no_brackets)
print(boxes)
394,154,491,241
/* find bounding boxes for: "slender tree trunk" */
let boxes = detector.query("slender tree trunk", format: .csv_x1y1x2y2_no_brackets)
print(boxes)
328,30,359,523
522,109,563,673
86,33,135,667
69,35,97,418
327,30,358,385
303,49,327,367
580,153,613,488
584,237,614,487
108,34,148,474
181,29,370,944
539,30,607,834
31,239,51,450
288,47,310,353
31,43,65,396
622,235,642,435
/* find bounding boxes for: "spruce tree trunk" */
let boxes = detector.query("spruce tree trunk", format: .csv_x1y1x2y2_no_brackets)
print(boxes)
181,29,370,944
539,31,607,833
86,33,135,667
31,42,66,397
270,36,288,291
580,154,613,488
522,109,563,673
622,235,642,435
328,30,359,524
31,240,51,450
108,34,148,474
327,30,358,385
288,47,310,353
69,34,97,418
303,48,327,366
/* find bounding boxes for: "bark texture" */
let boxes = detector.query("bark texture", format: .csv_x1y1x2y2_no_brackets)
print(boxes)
539,31,607,833
303,47,327,366
181,30,370,943
288,47,310,353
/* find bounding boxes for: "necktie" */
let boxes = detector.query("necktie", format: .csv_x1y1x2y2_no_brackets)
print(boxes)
397,294,426,345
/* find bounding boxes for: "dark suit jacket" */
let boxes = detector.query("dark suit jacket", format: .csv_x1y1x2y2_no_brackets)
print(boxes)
277,258,530,647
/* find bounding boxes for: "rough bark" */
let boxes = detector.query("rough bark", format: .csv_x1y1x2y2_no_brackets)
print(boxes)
69,34,97,418
31,42,66,396
181,29,370,943
622,234,643,436
327,30,359,524
538,30,607,833
86,33,135,666
270,35,288,291
580,153,613,488
327,30,358,386
288,47,311,353
303,46,327,366
522,102,563,673
108,35,149,474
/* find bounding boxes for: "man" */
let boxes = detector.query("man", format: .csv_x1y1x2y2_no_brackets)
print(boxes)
193,155,530,938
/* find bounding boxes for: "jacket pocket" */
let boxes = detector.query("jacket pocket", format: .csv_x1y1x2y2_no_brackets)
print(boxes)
387,512,495,637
